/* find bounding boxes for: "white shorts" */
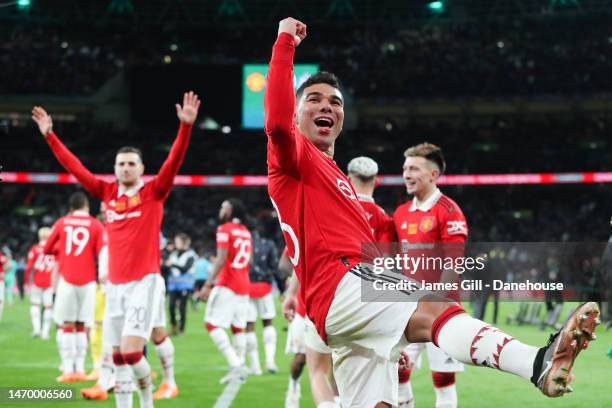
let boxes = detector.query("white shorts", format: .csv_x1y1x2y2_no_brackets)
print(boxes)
53,279,96,327
325,266,429,408
204,286,248,329
285,314,306,355
305,317,331,354
31,285,54,308
404,342,464,373
103,273,166,346
246,294,276,322
0,281,4,304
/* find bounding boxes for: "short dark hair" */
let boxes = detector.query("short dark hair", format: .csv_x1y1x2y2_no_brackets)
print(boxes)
69,192,89,211
296,71,341,101
404,143,446,175
227,198,247,223
116,146,143,162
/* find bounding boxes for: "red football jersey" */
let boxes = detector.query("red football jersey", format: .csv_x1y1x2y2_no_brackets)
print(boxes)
45,211,104,285
265,33,377,341
393,189,468,300
25,243,56,288
215,221,252,295
45,123,192,284
358,195,396,243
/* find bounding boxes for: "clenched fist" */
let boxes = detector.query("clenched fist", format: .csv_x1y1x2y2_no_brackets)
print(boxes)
278,17,307,47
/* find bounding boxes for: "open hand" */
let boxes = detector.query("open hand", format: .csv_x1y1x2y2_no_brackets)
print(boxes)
31,106,53,137
176,91,201,125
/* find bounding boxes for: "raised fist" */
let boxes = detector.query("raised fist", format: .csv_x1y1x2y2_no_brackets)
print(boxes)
278,17,307,47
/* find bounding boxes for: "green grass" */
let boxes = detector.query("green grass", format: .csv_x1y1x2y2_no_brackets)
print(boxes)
0,300,609,407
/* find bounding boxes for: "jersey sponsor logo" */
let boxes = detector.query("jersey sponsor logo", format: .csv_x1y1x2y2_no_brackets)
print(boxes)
400,221,407,229
408,224,418,235
419,216,436,233
336,178,356,200
447,220,467,235
105,209,142,223
365,211,373,221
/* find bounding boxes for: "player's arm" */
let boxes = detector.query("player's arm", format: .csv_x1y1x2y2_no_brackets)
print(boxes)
282,270,299,321
151,92,200,199
198,247,228,301
24,248,35,286
264,18,307,173
43,223,60,256
439,209,469,290
32,107,106,198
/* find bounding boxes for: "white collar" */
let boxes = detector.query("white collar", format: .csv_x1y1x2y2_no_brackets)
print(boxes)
357,193,375,203
72,210,89,216
409,188,442,212
232,218,242,224
118,180,144,198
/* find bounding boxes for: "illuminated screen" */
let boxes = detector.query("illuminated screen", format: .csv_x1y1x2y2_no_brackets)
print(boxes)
242,63,319,129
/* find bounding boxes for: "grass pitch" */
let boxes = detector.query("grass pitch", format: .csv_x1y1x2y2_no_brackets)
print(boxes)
0,299,609,407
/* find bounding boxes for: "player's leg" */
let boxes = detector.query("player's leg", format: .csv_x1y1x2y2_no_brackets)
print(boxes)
119,275,169,408
178,290,188,334
406,295,600,397
259,293,278,373
81,287,114,401
57,321,77,382
245,320,263,375
204,287,242,368
425,342,463,408
230,294,249,367
304,317,338,408
72,282,96,380
41,287,54,340
168,290,178,336
151,327,179,399
86,284,105,381
30,285,42,337
245,300,262,375
306,349,337,408
285,314,306,408
151,275,178,400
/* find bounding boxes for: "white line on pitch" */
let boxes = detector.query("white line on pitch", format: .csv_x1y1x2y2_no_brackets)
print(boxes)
212,380,243,408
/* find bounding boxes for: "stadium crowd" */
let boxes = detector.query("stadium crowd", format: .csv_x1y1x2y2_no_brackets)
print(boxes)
2,14,611,97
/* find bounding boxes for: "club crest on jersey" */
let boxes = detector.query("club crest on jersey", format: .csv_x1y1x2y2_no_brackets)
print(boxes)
128,195,141,208
419,216,435,233
336,178,356,200
447,220,467,235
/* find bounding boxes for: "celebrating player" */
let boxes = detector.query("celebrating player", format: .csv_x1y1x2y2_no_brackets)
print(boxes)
33,91,199,407
25,227,56,339
45,192,104,383
199,199,252,384
393,143,467,408
264,18,599,407
347,156,395,243
245,225,281,375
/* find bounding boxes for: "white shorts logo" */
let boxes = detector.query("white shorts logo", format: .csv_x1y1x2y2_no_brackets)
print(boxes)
337,178,356,200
